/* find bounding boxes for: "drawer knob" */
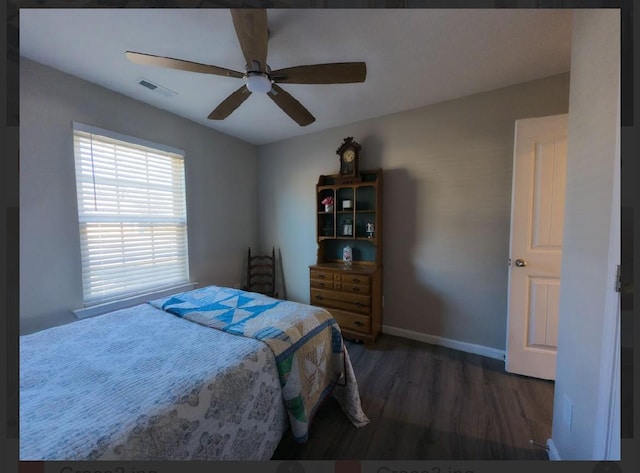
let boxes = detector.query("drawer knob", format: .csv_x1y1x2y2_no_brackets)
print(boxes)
318,274,325,279
354,321,364,327
352,286,360,292
316,295,324,300
353,278,361,283
354,301,364,307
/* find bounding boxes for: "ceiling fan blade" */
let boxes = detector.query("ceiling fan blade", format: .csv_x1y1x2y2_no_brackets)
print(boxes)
271,63,367,84
126,51,244,79
267,84,315,127
208,85,252,120
230,9,269,72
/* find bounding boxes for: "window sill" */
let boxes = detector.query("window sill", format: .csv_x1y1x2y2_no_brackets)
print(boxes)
72,282,197,320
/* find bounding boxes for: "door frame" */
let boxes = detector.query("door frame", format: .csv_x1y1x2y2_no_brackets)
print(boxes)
592,96,621,460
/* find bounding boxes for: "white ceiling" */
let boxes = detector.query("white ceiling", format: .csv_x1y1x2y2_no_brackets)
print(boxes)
20,8,572,145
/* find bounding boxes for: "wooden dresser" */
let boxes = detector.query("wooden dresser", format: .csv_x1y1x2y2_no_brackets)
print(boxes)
310,263,381,345
310,168,382,345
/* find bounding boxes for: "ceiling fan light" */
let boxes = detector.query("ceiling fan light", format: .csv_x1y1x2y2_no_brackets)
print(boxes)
246,73,272,93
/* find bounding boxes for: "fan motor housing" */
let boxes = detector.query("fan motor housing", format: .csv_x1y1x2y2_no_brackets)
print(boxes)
245,71,272,93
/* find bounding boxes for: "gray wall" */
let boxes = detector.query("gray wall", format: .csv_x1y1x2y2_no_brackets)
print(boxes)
257,73,570,351
552,10,620,460
20,58,258,334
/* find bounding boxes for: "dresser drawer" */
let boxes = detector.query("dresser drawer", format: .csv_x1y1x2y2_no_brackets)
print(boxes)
311,288,370,315
341,282,370,295
342,274,370,287
310,278,333,290
326,308,370,335
310,269,333,282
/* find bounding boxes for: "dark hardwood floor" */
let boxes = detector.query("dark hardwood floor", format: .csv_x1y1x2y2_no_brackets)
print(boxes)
272,334,554,461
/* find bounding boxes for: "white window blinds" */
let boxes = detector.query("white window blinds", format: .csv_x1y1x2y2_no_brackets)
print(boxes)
73,124,189,306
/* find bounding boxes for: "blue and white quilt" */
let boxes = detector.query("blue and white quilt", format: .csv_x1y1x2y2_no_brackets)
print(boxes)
148,285,369,442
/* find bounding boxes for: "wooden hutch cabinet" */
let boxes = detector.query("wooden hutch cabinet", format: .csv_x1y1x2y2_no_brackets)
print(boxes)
309,169,382,345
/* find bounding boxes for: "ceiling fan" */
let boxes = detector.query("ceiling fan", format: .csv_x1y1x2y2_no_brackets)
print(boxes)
125,9,367,127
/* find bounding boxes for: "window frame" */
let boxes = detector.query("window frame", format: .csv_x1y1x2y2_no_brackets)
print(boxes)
71,122,191,315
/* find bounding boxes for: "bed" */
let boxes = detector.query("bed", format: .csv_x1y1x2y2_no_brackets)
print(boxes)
20,285,369,460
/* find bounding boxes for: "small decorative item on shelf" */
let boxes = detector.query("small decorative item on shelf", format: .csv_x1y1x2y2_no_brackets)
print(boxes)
342,199,353,210
342,245,353,268
342,218,353,236
321,196,334,212
366,222,375,239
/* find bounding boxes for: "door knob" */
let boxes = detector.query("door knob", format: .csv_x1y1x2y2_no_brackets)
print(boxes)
515,259,528,267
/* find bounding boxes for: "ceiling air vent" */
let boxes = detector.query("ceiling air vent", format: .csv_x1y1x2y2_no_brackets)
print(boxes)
137,77,177,98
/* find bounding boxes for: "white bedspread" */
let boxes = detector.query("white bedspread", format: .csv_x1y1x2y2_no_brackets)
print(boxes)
20,303,288,460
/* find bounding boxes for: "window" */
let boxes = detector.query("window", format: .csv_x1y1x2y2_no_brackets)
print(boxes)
73,123,189,306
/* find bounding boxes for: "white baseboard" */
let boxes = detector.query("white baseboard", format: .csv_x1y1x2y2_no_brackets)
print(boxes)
547,438,561,460
382,325,506,361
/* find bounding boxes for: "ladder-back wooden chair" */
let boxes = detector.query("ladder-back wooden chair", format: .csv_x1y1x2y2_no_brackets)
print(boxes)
244,247,278,298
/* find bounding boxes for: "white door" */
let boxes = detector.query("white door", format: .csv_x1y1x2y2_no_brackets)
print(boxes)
506,114,568,380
